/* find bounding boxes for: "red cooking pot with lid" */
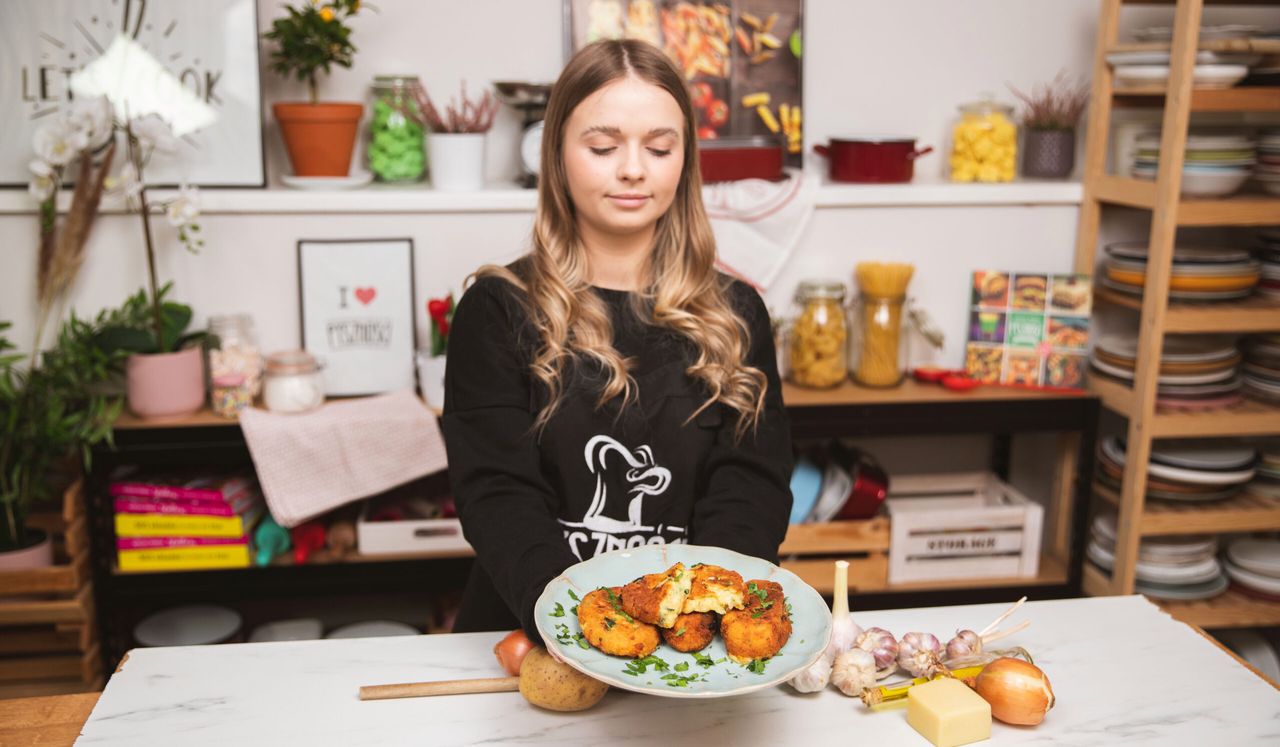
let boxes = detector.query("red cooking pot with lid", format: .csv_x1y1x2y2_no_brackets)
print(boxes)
814,137,933,183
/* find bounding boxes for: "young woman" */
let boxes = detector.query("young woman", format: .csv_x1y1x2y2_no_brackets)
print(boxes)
441,39,794,641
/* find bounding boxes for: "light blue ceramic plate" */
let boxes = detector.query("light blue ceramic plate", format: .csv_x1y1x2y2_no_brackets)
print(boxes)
533,543,831,698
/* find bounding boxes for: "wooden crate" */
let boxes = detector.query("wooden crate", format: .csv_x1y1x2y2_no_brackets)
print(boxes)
779,517,891,594
886,472,1043,585
0,479,103,700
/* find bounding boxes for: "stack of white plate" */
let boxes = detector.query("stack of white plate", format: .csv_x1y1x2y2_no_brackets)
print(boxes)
1106,50,1262,67
1255,131,1280,195
1248,443,1280,499
1132,24,1262,42
1242,334,1280,404
1258,230,1280,299
1090,334,1246,410
1089,513,1227,600
1114,64,1250,89
1225,538,1280,602
1097,435,1258,502
1131,132,1256,197
1102,242,1260,301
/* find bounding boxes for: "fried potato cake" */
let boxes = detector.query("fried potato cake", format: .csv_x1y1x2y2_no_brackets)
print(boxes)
721,579,792,665
619,562,692,629
661,611,717,653
682,563,747,614
578,586,660,659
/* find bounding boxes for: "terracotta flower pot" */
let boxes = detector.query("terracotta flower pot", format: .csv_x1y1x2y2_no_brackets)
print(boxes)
0,529,53,570
273,102,364,177
126,347,206,420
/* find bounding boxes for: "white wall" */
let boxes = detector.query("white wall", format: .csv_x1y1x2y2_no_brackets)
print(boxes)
4,0,1278,359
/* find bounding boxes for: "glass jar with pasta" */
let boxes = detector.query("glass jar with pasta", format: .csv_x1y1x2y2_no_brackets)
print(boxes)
849,293,911,387
788,280,848,389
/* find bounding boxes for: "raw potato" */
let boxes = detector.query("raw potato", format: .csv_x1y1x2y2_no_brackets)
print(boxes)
518,647,609,712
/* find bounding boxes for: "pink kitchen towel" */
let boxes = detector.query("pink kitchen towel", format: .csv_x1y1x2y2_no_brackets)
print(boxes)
238,389,448,527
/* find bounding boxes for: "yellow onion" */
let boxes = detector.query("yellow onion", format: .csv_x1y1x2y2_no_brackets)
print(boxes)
974,657,1055,725
493,629,535,676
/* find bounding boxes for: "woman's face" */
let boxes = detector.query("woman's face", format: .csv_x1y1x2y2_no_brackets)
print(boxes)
562,75,685,240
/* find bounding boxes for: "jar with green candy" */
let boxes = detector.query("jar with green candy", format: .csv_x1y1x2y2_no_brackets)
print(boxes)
368,75,426,182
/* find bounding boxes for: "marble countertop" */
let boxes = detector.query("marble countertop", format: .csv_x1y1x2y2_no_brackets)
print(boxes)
76,595,1279,746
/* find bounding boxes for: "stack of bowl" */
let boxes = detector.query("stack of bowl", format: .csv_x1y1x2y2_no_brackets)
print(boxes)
1102,241,1260,302
1098,435,1258,503
1088,512,1227,600
1257,230,1280,299
1255,130,1280,195
1242,334,1280,404
1091,335,1245,410
1131,132,1257,197
1225,538,1280,602
1247,442,1280,499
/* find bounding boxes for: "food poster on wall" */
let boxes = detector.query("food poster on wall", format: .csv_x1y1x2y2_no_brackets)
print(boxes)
567,0,804,161
965,271,1092,389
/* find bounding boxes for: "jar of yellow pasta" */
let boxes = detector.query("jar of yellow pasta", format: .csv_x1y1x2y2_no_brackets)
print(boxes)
788,280,848,389
850,293,911,388
949,96,1017,183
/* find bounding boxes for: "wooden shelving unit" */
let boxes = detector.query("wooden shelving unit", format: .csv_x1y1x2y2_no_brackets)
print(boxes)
1074,0,1280,628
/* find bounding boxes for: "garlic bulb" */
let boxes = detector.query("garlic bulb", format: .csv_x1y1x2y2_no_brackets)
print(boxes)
854,627,898,671
831,648,878,697
898,631,944,677
789,560,862,692
945,629,982,660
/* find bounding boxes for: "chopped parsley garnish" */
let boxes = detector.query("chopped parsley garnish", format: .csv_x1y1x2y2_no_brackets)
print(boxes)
675,661,690,672
567,589,580,602
604,617,615,629
550,602,565,617
576,633,590,650
660,672,707,687
570,605,579,615
674,628,686,637
622,654,670,677
691,651,718,669
747,658,770,675
554,623,573,646
747,582,770,604
602,587,634,622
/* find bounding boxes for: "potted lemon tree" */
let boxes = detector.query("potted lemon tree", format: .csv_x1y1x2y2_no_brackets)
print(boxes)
265,0,369,177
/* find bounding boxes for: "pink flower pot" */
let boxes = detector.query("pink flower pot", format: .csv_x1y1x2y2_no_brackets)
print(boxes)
126,347,206,420
0,529,53,570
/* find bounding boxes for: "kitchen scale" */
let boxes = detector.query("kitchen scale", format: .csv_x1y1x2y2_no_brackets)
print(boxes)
494,81,553,189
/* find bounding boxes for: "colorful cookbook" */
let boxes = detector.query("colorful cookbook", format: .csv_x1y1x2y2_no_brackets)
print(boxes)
965,271,1092,389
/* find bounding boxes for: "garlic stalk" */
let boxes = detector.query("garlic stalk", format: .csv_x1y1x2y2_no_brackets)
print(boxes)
789,560,862,692
898,631,944,677
854,627,899,675
831,648,878,697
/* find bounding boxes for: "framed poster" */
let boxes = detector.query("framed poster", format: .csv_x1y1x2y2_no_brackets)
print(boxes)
965,271,1092,390
565,1,805,163
298,239,418,397
2,0,265,187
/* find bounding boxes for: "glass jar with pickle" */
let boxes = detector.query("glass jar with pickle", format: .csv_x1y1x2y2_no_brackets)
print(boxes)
788,280,848,389
368,75,426,183
949,95,1017,183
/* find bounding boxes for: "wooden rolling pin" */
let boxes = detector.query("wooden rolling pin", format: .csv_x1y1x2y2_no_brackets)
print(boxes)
359,676,519,701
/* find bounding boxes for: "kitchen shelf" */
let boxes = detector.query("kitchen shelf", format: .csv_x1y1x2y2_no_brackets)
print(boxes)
1093,175,1280,226
1094,482,1280,535
0,178,1085,216
1108,39,1280,54
1088,374,1280,437
1160,589,1280,630
1094,286,1280,333
1114,86,1280,112
785,554,1068,596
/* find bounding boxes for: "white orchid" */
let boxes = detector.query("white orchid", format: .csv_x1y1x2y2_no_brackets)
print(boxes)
129,114,180,154
28,159,57,202
70,96,117,152
104,161,144,210
165,184,201,228
33,118,85,167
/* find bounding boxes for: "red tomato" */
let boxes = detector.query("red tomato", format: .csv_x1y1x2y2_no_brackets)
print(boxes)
706,99,729,128
690,82,713,109
697,126,718,140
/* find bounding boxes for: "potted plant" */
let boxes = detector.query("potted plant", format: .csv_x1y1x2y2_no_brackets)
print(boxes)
411,82,500,191
0,318,123,568
264,0,369,177
1008,72,1090,179
417,294,454,410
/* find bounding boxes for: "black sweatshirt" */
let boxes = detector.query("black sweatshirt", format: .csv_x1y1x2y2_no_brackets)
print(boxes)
441,264,794,642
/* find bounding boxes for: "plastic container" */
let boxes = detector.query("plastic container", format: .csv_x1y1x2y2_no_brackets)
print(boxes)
788,280,848,389
368,75,426,183
949,96,1018,183
207,314,263,397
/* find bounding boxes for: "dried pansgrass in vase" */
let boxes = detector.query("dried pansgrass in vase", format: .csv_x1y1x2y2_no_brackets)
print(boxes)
410,81,500,134
1007,71,1090,131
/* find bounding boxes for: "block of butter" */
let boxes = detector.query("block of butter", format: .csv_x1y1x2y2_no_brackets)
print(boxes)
907,677,992,747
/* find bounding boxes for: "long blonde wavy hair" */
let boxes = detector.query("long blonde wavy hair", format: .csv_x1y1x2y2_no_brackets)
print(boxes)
473,39,766,441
